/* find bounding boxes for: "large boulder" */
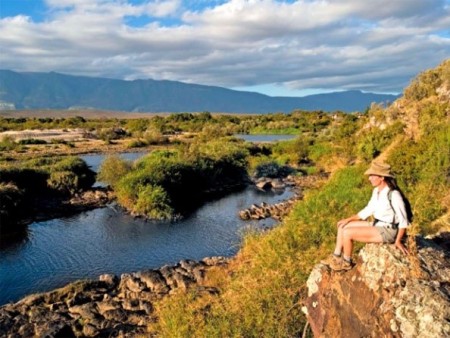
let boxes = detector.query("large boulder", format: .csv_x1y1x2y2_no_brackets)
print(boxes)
304,232,450,338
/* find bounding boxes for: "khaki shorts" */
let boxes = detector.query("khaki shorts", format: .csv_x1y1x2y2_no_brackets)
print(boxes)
375,226,398,243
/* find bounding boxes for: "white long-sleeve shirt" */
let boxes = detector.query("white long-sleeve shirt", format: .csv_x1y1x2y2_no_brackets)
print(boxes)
357,186,410,229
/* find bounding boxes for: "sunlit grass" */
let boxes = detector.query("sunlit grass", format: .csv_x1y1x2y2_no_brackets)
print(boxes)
153,165,373,337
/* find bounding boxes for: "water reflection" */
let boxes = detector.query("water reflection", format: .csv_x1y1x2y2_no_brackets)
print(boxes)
0,225,29,252
0,186,292,306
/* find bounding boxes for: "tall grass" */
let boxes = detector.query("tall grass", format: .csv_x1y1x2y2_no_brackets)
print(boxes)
387,123,449,234
154,165,372,337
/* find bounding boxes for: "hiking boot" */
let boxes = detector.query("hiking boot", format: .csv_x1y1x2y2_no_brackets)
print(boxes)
320,254,341,266
329,258,353,271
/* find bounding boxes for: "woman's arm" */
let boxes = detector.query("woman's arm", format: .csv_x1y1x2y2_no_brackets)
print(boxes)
337,214,361,228
394,228,408,254
356,189,377,222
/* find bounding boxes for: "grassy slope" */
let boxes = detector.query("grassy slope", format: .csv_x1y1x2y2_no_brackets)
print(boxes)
154,60,450,337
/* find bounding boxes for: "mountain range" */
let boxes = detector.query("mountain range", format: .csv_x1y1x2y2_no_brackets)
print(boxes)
0,70,399,113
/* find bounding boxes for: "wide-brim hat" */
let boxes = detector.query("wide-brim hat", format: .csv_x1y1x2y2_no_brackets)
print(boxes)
364,161,394,178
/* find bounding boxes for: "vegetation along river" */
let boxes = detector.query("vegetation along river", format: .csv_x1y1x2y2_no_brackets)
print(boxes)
0,146,294,306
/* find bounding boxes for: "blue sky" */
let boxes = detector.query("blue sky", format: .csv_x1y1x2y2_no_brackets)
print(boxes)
1,0,449,97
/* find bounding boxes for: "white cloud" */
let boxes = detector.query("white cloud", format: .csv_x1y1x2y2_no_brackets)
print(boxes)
143,0,181,17
1,0,449,95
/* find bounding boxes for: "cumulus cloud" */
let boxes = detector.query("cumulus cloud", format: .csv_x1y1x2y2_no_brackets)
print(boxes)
0,0,449,95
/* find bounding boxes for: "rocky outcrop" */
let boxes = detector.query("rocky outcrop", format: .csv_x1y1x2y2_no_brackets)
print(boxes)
69,187,115,209
239,174,326,221
303,232,450,338
239,199,297,221
0,257,229,337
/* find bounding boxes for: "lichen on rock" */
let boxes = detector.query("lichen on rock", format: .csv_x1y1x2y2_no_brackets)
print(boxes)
304,232,450,338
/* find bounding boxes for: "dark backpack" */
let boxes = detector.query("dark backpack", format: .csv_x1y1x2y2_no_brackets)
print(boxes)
387,189,413,224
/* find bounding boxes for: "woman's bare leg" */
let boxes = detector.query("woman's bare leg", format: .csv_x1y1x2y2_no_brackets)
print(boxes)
342,226,383,258
334,221,371,255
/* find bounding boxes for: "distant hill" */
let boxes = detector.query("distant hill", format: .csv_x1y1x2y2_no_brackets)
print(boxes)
0,70,399,113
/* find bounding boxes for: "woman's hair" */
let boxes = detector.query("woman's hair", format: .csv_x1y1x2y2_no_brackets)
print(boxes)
384,176,413,222
384,177,399,191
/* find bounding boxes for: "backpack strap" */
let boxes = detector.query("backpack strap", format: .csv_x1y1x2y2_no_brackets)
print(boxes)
387,189,398,228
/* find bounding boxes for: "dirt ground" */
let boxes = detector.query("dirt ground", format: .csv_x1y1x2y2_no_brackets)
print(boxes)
0,128,87,142
0,129,171,161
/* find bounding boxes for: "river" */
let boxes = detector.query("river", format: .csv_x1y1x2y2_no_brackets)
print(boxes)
0,149,294,306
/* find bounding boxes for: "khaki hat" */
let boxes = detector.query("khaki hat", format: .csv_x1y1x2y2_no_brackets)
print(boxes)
364,161,394,178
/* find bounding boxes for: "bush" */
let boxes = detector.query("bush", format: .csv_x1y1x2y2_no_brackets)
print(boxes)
387,123,449,233
356,122,404,163
308,141,333,163
51,156,96,190
143,128,169,145
17,138,47,145
113,141,249,219
47,171,79,195
0,183,24,229
98,155,132,188
404,68,441,101
0,136,18,151
127,139,147,148
0,156,95,196
254,161,294,178
135,185,174,219
0,167,49,194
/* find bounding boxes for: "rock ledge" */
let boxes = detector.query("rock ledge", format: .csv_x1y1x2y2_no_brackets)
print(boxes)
304,232,450,338
0,257,229,337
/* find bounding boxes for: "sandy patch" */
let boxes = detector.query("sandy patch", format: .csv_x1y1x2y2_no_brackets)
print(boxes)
0,129,89,142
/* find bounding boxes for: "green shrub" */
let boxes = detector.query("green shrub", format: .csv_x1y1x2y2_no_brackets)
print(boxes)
404,68,441,101
127,139,147,148
387,123,449,233
135,185,174,219
254,161,294,178
18,138,47,145
308,141,333,163
125,119,150,134
98,155,132,188
50,139,75,148
0,167,49,193
356,122,404,163
0,182,24,229
143,128,169,145
47,171,79,195
114,141,249,219
0,136,18,151
0,156,95,196
51,156,96,190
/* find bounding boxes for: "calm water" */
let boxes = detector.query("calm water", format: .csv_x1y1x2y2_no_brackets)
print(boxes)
235,134,297,142
0,153,292,305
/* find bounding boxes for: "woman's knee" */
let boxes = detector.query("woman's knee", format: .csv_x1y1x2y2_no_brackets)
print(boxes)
342,228,354,241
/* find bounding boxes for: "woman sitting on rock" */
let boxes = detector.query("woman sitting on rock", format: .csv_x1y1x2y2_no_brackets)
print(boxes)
321,161,410,271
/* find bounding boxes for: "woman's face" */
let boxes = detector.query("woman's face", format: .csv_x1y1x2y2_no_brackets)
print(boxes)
368,174,384,187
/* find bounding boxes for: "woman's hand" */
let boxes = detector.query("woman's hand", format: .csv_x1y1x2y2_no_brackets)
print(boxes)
393,228,408,255
394,241,409,255
337,215,361,228
337,218,350,228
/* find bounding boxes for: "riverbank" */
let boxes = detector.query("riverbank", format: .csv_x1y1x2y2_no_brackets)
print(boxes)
0,183,302,337
0,257,230,337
